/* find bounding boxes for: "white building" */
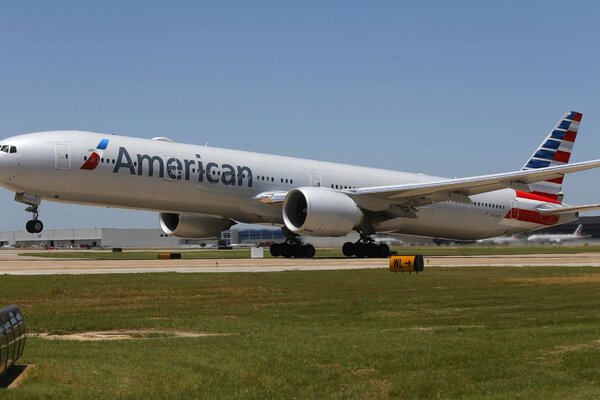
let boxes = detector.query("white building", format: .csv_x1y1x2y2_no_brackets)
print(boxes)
0,228,211,249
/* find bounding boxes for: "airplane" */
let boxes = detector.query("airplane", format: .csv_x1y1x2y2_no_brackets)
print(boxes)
2,111,600,259
527,223,589,244
476,233,527,245
372,234,404,246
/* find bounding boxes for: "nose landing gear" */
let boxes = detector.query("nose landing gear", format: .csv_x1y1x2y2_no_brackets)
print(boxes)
25,205,44,234
14,193,45,234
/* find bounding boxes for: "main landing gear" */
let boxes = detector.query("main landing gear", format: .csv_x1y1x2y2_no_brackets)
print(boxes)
342,235,390,258
25,205,44,234
270,238,316,259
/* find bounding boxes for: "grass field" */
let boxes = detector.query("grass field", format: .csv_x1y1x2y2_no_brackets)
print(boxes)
22,244,600,260
1,267,600,399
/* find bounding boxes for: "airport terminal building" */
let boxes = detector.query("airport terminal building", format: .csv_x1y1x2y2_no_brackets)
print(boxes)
0,228,189,249
0,227,284,249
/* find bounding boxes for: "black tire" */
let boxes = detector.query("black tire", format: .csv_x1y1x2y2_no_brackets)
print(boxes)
354,243,366,258
366,243,379,258
342,242,355,257
377,243,390,258
282,244,293,258
304,244,316,258
26,220,35,234
293,244,305,258
270,243,282,257
33,220,44,233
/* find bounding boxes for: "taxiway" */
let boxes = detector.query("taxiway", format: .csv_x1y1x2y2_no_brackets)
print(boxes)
1,250,600,275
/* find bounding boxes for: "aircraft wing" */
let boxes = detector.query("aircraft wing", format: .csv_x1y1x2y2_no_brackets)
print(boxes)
536,203,600,215
353,159,600,204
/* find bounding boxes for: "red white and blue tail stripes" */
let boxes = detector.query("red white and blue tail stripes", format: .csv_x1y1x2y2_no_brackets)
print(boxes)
520,111,582,203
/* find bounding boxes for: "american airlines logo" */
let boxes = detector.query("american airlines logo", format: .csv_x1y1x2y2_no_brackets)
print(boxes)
112,147,254,187
80,138,110,170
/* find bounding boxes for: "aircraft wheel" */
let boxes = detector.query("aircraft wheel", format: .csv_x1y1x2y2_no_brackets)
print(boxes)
270,243,282,257
377,243,390,258
33,220,44,233
354,243,366,258
342,242,355,257
282,244,293,258
26,220,35,234
366,243,379,258
293,244,305,258
26,219,43,234
304,244,316,258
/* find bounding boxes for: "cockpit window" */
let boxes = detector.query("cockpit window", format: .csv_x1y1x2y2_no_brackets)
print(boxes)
1,145,17,153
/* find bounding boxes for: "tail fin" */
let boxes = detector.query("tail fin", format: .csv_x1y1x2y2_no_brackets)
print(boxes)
574,223,584,237
521,111,583,202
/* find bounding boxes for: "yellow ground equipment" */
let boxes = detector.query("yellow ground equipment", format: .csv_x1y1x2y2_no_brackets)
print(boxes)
389,255,425,273
158,253,182,260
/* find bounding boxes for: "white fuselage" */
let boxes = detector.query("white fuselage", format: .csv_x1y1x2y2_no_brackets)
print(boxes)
0,131,577,240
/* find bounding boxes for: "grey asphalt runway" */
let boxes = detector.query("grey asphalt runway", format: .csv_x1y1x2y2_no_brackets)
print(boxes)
1,250,600,275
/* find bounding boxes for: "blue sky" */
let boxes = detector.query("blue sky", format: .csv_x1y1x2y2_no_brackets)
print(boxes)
1,1,600,230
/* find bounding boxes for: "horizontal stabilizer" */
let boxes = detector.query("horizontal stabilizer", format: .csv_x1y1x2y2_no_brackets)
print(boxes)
537,203,600,215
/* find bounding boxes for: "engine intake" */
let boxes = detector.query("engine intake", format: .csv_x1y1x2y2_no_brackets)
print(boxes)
283,187,363,236
159,213,234,238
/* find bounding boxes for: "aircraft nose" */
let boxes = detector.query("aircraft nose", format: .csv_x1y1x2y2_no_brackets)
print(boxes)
0,147,14,181
0,154,7,180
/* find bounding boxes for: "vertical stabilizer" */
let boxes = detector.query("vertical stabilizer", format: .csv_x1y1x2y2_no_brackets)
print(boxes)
521,111,582,203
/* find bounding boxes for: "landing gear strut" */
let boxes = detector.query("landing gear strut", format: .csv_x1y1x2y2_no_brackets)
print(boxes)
25,205,44,234
269,230,315,258
342,234,390,258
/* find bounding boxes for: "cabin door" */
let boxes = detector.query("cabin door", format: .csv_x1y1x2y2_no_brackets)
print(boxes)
55,145,71,169
309,173,322,187
509,200,519,219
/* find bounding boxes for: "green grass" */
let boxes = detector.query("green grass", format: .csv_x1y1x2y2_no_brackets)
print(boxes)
22,244,600,260
1,267,600,399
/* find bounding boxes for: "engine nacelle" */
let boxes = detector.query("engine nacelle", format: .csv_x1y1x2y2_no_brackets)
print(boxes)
283,187,363,236
159,213,235,238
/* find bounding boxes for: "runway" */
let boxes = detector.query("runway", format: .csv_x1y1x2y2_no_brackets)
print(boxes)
1,250,600,275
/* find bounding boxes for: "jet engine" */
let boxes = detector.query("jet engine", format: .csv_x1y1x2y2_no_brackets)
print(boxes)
159,213,235,238
283,187,363,236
